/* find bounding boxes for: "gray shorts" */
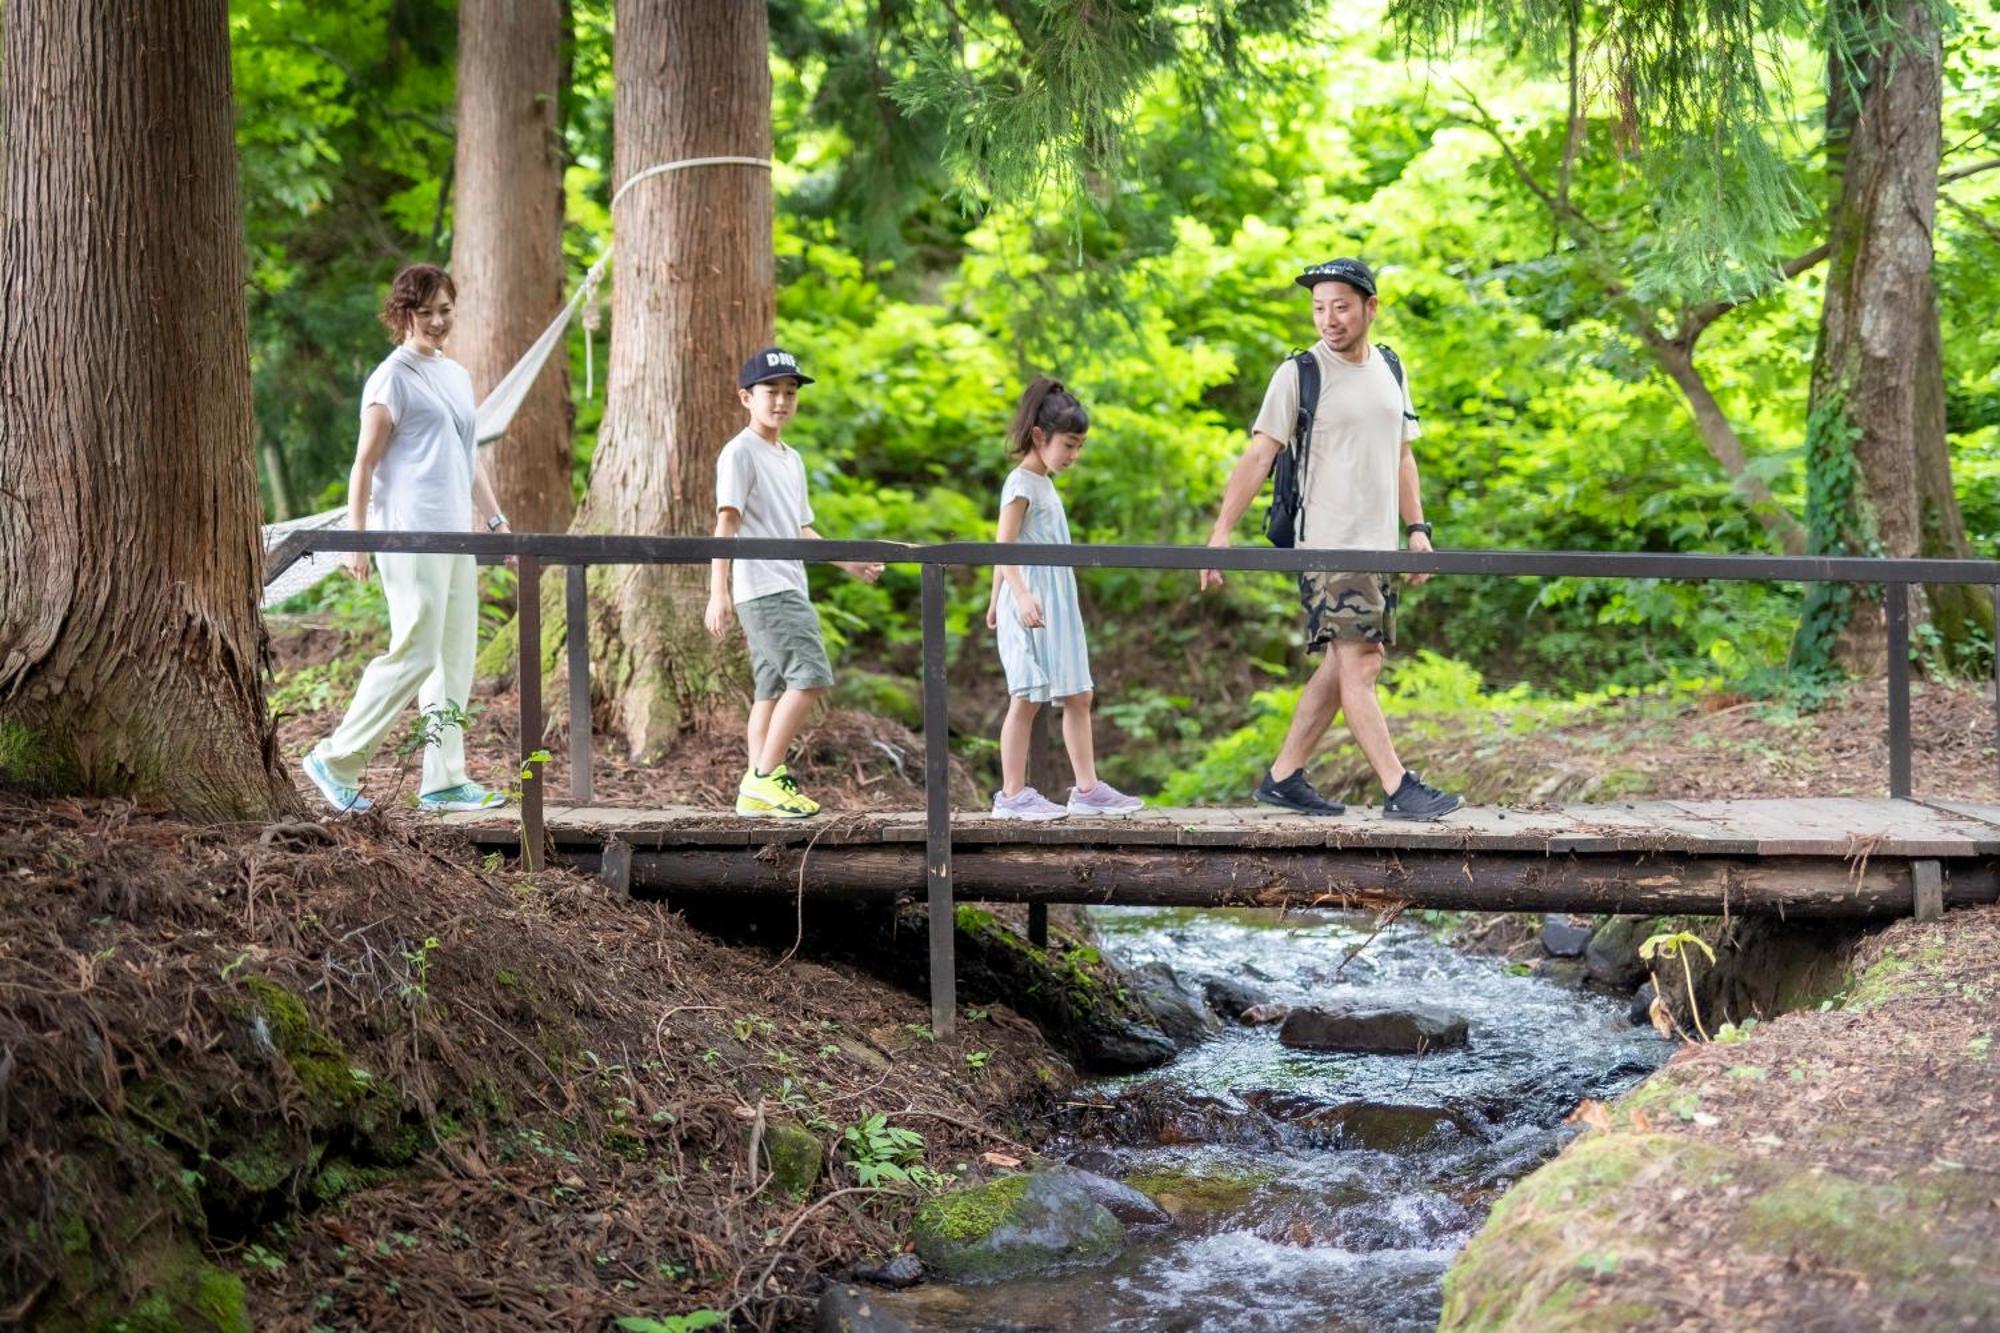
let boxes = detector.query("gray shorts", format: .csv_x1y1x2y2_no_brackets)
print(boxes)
737,590,834,701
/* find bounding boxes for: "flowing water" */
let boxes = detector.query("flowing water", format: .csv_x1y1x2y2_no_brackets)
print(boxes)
876,907,1672,1331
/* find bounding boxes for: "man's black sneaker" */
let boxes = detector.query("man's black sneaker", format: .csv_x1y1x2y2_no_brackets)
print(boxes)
1252,768,1346,816
1383,771,1464,822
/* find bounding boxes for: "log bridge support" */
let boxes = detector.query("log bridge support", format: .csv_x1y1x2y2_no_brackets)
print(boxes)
449,798,2000,1028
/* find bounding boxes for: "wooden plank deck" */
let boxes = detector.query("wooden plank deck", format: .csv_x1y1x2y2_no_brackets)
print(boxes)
442,799,2000,920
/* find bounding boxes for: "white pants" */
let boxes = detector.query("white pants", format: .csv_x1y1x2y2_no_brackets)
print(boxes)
314,553,478,795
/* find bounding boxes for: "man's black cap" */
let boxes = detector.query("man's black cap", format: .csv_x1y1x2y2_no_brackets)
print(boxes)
1295,258,1377,298
738,346,816,389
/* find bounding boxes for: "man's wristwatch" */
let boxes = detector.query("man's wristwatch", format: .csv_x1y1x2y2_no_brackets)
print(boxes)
486,513,508,532
1406,521,1433,539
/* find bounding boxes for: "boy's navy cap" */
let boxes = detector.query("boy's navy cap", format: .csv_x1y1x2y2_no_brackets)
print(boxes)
1296,258,1377,297
738,346,816,389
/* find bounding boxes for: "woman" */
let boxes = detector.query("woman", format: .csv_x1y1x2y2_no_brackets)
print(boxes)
301,263,510,814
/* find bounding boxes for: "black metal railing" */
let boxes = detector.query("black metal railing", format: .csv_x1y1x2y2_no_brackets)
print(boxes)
267,531,2000,1034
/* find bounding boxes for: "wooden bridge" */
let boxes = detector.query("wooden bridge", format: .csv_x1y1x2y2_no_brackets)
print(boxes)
269,530,2000,1034
445,796,2000,921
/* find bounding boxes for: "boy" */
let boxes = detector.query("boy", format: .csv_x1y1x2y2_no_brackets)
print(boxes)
704,347,883,817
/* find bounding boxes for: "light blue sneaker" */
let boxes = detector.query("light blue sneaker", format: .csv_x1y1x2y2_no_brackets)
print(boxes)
418,783,506,813
302,750,372,814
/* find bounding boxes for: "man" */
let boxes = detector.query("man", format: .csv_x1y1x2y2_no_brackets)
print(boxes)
1200,258,1463,821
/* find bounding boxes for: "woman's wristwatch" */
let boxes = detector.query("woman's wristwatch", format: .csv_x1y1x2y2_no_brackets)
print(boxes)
1405,521,1433,540
486,513,508,531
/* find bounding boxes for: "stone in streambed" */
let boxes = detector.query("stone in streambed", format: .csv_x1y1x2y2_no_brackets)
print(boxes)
1585,915,1653,990
1629,980,1659,1026
847,1252,924,1289
1130,961,1221,1046
1062,1168,1172,1227
1278,1002,1470,1054
1241,1090,1483,1151
1203,976,1272,1023
818,1282,916,1332
911,1170,1125,1282
1541,913,1595,958
1536,957,1589,990
1239,1002,1292,1026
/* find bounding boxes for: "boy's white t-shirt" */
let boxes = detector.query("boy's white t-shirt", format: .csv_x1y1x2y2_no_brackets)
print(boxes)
715,428,814,603
360,346,479,532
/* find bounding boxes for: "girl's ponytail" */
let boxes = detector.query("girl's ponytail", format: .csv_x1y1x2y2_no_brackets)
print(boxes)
1007,377,1090,457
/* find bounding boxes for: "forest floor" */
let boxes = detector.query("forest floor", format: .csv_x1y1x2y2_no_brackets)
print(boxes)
0,789,1068,1331
1441,903,2000,1330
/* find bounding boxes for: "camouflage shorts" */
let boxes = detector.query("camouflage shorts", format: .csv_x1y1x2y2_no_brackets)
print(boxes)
1298,571,1397,651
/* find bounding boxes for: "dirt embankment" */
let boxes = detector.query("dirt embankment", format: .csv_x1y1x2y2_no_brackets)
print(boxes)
1440,905,2000,1331
0,796,1070,1331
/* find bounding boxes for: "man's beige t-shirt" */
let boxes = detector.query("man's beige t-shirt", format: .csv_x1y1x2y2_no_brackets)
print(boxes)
1249,342,1419,553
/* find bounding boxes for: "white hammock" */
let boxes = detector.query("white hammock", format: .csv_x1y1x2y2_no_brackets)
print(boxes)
261,155,769,609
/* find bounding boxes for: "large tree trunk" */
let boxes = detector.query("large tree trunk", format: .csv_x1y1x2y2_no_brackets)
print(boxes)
1795,0,1988,674
451,0,574,534
0,0,291,819
574,0,773,756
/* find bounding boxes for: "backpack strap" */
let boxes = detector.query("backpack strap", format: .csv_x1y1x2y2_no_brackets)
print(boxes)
1376,343,1419,424
1291,349,1319,524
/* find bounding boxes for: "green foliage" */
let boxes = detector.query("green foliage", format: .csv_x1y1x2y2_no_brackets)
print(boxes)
839,1113,946,1189
612,1314,726,1333
243,0,2000,799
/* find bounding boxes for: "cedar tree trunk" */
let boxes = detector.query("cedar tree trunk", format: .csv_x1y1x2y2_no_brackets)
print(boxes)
574,0,773,756
1796,0,1988,674
0,0,292,819
451,0,575,533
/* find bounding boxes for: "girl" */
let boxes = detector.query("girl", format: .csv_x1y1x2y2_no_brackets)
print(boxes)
985,379,1145,821
300,263,509,815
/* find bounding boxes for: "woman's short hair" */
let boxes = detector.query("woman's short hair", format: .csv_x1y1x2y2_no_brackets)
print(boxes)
380,263,457,341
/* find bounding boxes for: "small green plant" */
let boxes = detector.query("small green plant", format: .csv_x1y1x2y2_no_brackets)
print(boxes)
399,935,441,1004
1639,928,1718,1041
613,1313,725,1333
1711,1018,1758,1045
963,1050,990,1072
840,1113,932,1187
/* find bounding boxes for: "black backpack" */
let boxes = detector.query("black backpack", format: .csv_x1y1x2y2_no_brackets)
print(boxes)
1263,344,1411,548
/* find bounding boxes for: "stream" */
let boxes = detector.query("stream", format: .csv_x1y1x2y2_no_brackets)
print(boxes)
876,906,1672,1331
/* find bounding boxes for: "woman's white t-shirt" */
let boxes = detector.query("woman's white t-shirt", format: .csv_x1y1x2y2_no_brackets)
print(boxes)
360,346,478,532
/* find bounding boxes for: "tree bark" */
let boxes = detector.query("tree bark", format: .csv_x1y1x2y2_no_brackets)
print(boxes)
451,0,574,534
574,0,773,756
1797,0,1989,674
0,0,292,819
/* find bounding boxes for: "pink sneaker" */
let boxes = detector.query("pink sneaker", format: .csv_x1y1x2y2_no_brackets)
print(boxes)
992,787,1070,821
1067,781,1144,816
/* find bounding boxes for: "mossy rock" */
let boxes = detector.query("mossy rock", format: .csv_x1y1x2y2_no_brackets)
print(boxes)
759,1121,823,1199
1117,1164,1270,1219
40,1230,251,1333
912,1171,1124,1282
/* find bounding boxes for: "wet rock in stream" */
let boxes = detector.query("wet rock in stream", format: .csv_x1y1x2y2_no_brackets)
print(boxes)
1277,1001,1471,1054
1241,1090,1487,1152
1540,913,1594,958
912,1169,1127,1282
1202,975,1272,1022
818,1282,916,1332
1129,961,1221,1047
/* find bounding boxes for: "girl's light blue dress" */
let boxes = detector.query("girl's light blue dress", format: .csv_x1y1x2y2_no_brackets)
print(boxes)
996,467,1092,703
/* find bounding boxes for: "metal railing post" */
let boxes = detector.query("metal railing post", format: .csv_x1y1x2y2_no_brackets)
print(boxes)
920,563,956,1039
518,555,545,870
1027,710,1054,949
566,563,593,805
1886,582,1911,799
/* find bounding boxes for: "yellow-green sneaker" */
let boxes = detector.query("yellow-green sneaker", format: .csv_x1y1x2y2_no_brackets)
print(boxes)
735,767,773,816
738,765,819,818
